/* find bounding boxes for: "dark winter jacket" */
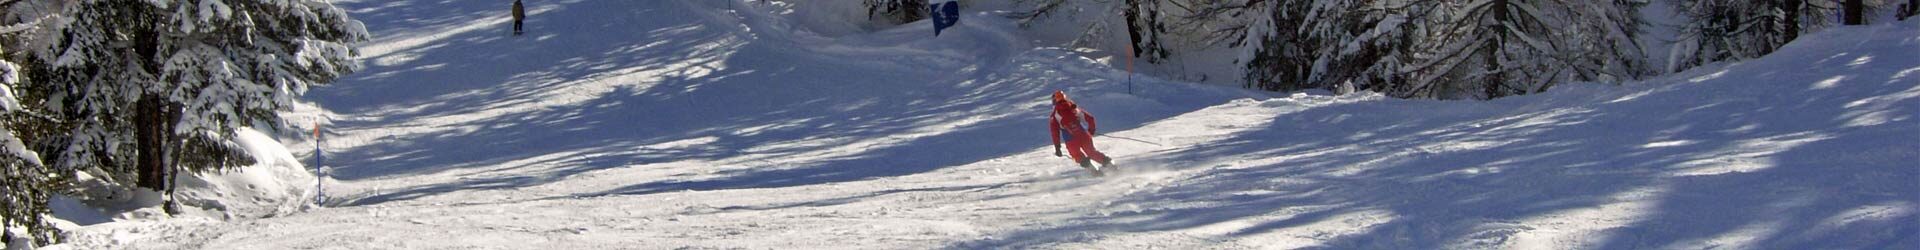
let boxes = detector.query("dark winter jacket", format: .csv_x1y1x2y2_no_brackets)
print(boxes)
512,1,525,20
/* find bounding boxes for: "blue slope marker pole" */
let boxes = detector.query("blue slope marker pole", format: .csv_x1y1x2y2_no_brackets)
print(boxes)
313,123,325,205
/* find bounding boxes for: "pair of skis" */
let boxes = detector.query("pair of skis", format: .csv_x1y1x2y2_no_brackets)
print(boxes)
1073,134,1161,177
1076,160,1120,177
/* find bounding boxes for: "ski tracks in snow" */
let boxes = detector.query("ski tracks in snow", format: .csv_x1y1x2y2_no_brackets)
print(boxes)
60,0,1268,249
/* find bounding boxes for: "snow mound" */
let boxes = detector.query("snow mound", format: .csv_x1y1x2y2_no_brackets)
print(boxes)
168,128,317,220
37,128,315,248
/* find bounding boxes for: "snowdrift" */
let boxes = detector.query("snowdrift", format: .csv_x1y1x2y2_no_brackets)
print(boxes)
43,128,314,229
168,128,319,220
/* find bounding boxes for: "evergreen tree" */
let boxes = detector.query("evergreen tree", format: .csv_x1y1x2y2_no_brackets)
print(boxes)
1395,0,1649,99
1,43,57,247
3,0,367,212
1668,0,1831,73
1210,0,1644,99
0,0,63,245
1124,0,1171,63
1210,0,1424,92
1210,0,1315,91
1295,0,1423,93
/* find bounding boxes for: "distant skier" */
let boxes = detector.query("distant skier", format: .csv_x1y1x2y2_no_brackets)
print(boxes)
1051,91,1115,176
511,0,526,36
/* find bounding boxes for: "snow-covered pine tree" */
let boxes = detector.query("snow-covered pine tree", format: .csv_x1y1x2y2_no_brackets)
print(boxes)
1,41,58,247
1668,0,1832,73
1558,0,1652,85
1405,0,1527,99
1124,0,1171,63
1195,0,1422,93
1308,0,1422,92
4,0,367,210
1139,0,1646,98
1395,0,1649,99
0,0,67,246
1201,0,1311,91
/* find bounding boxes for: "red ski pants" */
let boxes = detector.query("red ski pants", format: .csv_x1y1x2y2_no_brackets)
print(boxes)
1063,131,1109,164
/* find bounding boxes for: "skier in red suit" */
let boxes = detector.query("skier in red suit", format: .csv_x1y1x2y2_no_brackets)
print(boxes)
1051,91,1114,176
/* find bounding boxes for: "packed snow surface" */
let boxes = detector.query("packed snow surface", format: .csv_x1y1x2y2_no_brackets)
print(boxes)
49,0,1918,249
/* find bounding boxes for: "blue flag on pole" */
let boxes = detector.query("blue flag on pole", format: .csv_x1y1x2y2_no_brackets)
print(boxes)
930,1,960,36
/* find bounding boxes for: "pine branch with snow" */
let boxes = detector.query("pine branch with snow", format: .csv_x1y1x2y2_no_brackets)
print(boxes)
0,39,58,248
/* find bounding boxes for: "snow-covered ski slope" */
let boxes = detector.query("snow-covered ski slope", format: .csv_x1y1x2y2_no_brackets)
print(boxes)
58,0,1917,249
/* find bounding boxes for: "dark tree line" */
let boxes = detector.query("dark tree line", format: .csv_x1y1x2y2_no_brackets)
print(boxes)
1668,0,1898,73
1170,0,1648,99
1008,0,1903,100
866,0,930,25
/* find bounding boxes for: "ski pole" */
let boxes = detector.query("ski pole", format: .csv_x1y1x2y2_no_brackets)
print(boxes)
1099,134,1163,147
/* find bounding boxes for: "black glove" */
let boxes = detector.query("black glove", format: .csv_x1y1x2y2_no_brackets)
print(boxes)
1054,146,1064,157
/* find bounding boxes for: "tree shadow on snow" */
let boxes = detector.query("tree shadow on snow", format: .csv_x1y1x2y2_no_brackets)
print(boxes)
315,0,1239,207
956,29,1920,248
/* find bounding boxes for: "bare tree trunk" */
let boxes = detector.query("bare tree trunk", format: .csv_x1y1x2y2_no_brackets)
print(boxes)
1784,0,1802,41
1484,0,1510,99
135,92,184,214
1844,0,1865,25
1123,0,1167,63
132,23,171,193
1903,0,1918,20
134,94,167,191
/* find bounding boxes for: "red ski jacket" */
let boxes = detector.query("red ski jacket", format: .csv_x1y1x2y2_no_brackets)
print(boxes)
1050,95,1097,147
